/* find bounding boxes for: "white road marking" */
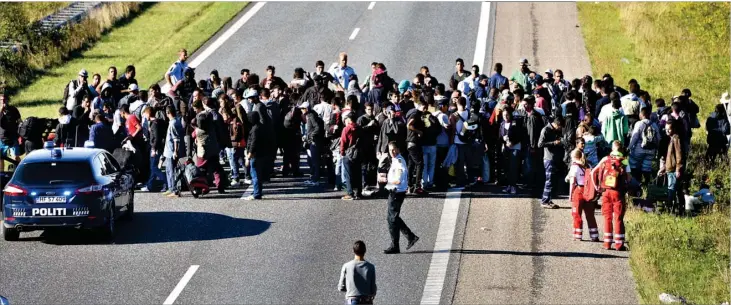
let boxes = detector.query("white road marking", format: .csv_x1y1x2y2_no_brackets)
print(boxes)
188,2,266,68
472,2,492,70
419,188,462,305
367,2,376,10
349,28,361,40
161,2,266,94
163,265,199,305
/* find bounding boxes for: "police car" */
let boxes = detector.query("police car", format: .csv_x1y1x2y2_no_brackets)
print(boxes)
2,143,134,242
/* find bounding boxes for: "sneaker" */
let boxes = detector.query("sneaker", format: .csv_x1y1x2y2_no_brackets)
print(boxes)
140,187,150,192
615,245,627,251
510,186,517,195
162,190,171,196
243,179,252,184
502,186,510,193
303,180,316,186
167,192,180,198
383,247,400,254
342,195,354,200
602,242,612,250
334,186,341,191
590,238,600,242
243,195,258,201
406,235,420,250
541,202,558,209
230,180,240,187
415,188,427,195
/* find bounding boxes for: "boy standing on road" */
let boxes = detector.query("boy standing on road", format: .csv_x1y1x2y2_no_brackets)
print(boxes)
384,142,420,254
339,240,376,305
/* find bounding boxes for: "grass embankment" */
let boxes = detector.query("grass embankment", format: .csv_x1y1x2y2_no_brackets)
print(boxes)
11,2,248,118
577,2,730,304
0,2,143,90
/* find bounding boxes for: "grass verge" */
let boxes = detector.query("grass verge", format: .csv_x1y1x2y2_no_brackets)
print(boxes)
20,2,70,22
577,2,730,304
11,2,248,118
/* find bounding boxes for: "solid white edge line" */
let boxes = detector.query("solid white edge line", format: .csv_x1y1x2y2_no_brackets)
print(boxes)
163,265,200,305
161,2,266,94
420,189,462,305
472,2,492,70
187,2,267,68
349,28,361,40
368,2,376,10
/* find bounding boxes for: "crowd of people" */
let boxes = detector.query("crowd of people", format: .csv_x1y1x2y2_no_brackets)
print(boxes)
1,48,729,251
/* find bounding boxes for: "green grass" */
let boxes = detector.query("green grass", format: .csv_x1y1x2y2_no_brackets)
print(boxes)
11,2,248,118
626,210,730,305
577,2,731,304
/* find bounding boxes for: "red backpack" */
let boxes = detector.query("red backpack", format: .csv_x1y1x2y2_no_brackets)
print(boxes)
598,156,626,191
583,167,598,202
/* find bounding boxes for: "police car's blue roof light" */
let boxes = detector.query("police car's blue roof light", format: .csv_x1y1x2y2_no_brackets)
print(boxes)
43,141,54,150
51,149,62,159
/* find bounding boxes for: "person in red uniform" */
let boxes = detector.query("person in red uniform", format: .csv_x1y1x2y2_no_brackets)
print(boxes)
591,140,631,251
567,148,598,242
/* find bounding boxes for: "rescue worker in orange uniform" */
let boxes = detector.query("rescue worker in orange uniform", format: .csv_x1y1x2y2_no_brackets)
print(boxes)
591,140,631,251
567,148,598,242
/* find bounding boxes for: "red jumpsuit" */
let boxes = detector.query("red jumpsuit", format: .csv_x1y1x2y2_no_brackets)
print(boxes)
571,185,598,241
600,189,626,250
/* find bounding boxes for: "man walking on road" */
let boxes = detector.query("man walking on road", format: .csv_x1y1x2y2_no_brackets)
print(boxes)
339,240,376,304
538,117,564,209
384,141,420,254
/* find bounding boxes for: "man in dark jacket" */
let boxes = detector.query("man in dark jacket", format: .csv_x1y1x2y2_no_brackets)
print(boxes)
281,92,303,177
0,91,22,169
405,102,426,194
538,117,564,209
54,107,78,148
302,102,325,186
142,107,168,192
243,111,265,200
516,96,546,192
357,102,380,191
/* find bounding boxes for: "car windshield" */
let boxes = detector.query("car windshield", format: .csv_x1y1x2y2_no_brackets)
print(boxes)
15,162,94,185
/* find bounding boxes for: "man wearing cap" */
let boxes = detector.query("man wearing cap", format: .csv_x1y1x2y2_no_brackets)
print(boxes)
119,83,140,109
329,53,356,92
66,69,90,111
510,58,533,93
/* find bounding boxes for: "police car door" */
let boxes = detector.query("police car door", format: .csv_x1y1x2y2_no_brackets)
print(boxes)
98,154,125,212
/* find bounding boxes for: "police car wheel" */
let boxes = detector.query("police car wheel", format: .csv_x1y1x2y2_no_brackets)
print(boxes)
98,206,115,242
121,190,134,221
3,226,19,241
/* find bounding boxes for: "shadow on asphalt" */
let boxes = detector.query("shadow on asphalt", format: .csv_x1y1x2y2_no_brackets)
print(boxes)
38,211,272,245
403,249,625,259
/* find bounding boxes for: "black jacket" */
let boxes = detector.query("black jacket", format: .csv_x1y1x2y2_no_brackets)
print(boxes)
246,111,264,156
305,111,324,145
516,109,545,149
149,119,168,153
0,105,21,145
377,117,406,154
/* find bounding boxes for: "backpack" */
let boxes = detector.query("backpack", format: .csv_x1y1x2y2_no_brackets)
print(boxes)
345,128,361,161
599,156,625,190
423,113,442,139
18,117,44,140
133,103,147,121
454,111,478,143
640,122,658,149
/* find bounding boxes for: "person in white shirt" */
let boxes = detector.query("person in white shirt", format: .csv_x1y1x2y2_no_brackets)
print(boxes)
329,52,356,92
383,142,419,254
165,49,188,89
567,149,599,242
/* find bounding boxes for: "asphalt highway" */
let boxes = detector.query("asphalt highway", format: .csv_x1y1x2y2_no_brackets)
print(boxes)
0,2,637,304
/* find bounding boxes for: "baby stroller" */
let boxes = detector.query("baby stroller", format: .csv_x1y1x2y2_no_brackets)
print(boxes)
175,157,210,198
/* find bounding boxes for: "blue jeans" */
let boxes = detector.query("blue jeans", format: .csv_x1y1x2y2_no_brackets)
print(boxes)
482,154,490,182
165,156,176,193
249,157,262,198
522,148,533,183
307,143,320,182
422,145,437,187
667,172,685,214
147,154,166,191
226,147,246,180
542,160,555,204
342,156,362,197
333,150,345,186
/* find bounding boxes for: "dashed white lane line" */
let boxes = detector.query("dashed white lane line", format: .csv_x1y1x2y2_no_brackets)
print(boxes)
472,2,492,70
420,188,463,305
349,28,361,40
368,2,376,10
163,265,199,305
